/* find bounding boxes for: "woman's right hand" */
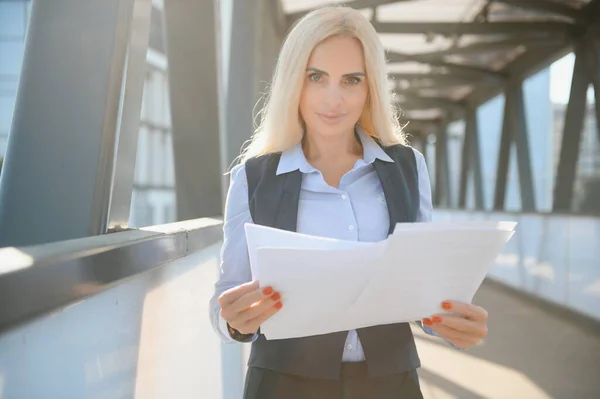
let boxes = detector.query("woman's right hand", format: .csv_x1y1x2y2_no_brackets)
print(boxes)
218,280,283,335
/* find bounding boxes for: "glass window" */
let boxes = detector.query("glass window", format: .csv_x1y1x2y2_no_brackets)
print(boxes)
0,2,26,37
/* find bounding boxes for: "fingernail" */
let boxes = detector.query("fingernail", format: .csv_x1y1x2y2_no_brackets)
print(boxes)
274,302,283,309
271,292,281,301
423,318,432,326
262,287,273,296
442,301,452,310
432,316,442,323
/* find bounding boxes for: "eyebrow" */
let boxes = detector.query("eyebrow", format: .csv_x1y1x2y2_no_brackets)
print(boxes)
306,67,365,77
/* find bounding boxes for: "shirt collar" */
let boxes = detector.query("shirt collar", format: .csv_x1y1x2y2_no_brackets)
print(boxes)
275,125,394,176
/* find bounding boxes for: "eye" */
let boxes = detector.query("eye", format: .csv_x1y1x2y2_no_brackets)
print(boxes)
346,76,362,85
308,73,322,82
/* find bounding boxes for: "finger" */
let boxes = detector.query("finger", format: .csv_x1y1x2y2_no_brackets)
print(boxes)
239,300,283,333
237,293,282,322
429,323,482,347
218,281,260,307
433,314,488,338
230,287,277,313
441,301,488,322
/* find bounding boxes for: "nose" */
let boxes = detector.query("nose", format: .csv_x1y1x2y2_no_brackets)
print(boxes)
324,82,343,109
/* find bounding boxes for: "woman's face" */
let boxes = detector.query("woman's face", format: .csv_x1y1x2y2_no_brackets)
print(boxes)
299,35,368,140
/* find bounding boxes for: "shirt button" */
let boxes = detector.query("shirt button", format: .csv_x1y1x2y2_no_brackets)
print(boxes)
349,225,355,231
341,194,347,200
347,344,353,350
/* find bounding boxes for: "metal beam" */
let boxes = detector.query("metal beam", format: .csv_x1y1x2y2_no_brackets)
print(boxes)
107,1,153,231
0,0,151,247
588,38,600,145
553,42,588,211
396,95,461,110
372,21,577,36
434,127,452,207
510,83,536,212
164,0,222,221
390,72,500,88
458,120,470,209
267,0,289,37
466,106,484,209
493,93,512,210
492,0,586,24
286,0,406,24
405,37,566,58
387,51,506,81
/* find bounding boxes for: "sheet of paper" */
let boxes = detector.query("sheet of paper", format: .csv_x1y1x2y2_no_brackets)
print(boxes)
245,221,515,340
245,223,373,280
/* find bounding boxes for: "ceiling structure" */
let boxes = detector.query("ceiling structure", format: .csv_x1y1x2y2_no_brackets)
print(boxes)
281,0,599,137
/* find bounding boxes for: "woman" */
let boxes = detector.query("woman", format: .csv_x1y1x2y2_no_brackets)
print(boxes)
210,6,488,399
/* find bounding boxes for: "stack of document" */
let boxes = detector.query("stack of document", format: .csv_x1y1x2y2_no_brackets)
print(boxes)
245,221,516,340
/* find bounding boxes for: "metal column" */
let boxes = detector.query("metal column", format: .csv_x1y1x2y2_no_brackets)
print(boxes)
494,82,536,211
164,0,222,220
223,0,262,169
434,126,451,207
459,107,484,209
511,83,536,211
553,42,589,211
494,94,512,210
589,38,600,144
0,0,151,247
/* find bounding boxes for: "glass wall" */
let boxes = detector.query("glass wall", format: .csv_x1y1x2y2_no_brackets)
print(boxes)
129,0,176,227
0,0,31,162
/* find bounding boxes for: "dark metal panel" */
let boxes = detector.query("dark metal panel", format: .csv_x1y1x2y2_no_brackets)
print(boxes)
164,0,223,220
493,94,512,210
510,83,536,212
0,0,146,247
553,43,589,211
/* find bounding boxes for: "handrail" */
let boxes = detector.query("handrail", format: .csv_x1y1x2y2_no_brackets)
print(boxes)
0,218,223,334
433,207,600,219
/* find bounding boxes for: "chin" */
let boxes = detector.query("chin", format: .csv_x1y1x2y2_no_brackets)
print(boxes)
307,119,356,138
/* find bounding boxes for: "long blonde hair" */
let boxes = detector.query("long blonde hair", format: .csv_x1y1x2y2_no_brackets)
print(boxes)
239,6,406,164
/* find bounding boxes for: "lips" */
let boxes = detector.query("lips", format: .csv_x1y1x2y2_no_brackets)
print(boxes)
318,113,346,124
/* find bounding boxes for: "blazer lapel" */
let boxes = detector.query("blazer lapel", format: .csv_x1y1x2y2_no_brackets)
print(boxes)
373,159,409,234
274,170,303,232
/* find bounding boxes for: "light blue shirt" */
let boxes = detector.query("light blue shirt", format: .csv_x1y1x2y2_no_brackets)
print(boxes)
210,129,443,361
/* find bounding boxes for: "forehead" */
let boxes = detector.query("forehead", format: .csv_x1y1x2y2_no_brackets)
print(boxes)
307,35,365,71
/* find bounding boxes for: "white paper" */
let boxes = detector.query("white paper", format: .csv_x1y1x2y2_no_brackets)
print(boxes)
245,221,515,340
244,223,374,280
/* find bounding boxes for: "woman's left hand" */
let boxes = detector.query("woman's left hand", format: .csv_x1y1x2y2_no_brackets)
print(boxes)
423,300,488,350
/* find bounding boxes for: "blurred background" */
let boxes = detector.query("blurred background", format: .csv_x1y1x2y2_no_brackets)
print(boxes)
0,0,598,398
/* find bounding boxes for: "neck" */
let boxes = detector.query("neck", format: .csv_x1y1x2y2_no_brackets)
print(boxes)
302,128,362,165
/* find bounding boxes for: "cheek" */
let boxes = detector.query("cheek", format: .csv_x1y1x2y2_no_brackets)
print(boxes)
299,86,318,117
346,88,368,115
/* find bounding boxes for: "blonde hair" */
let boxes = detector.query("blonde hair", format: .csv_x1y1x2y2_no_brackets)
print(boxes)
239,6,406,164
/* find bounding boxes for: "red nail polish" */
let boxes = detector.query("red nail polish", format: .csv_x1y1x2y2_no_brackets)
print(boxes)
423,318,432,326
432,316,442,323
271,292,281,301
274,302,283,309
262,287,273,296
442,301,452,310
